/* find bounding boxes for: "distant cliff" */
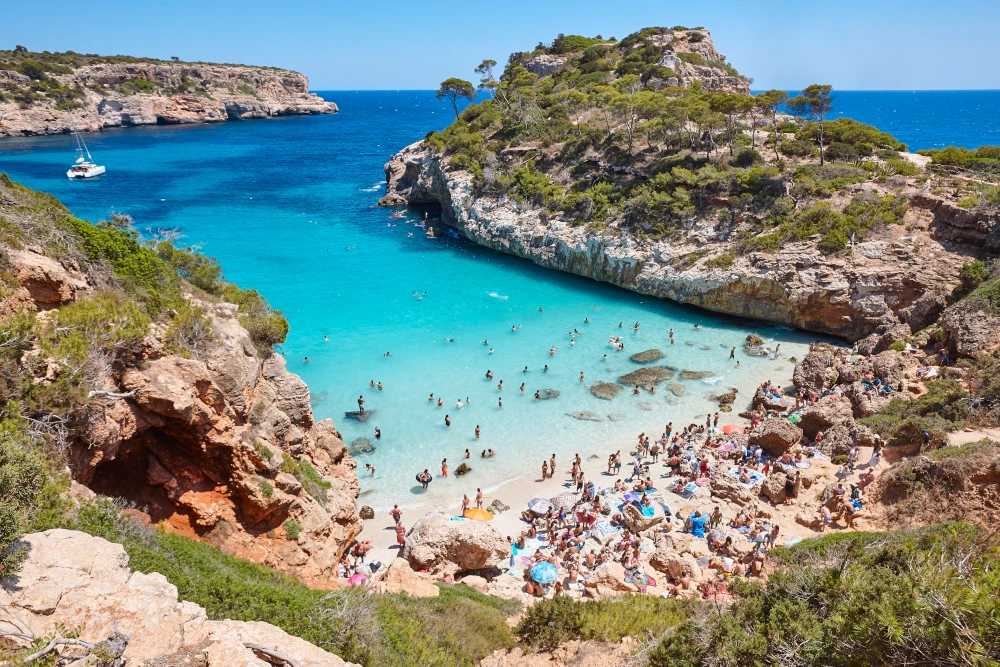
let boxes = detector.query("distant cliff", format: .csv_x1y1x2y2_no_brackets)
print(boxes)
0,49,336,137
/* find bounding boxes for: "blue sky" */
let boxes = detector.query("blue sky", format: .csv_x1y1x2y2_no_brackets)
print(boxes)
6,0,999,90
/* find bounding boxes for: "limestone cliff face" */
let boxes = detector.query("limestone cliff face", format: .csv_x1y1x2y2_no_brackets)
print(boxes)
380,143,984,341
0,62,337,137
7,248,361,587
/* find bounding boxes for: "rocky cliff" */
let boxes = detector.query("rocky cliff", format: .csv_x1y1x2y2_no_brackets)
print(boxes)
0,60,337,137
379,143,990,341
4,242,361,587
1,529,359,666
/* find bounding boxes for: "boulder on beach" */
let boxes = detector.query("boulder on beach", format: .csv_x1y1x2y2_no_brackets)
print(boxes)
668,383,686,397
622,502,665,533
349,437,375,455
618,366,673,389
590,382,623,399
679,370,715,380
359,505,375,520
568,411,603,421
746,334,764,347
344,410,374,422
749,419,803,457
407,511,508,575
455,462,471,476
535,388,560,400
629,349,665,363
380,559,439,597
797,399,854,438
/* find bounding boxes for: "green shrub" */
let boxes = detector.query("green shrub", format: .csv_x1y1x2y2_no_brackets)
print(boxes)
733,148,762,167
163,301,214,357
253,440,273,460
791,163,868,197
889,341,906,352
859,379,970,445
798,117,907,154
964,273,1000,315
0,419,46,576
255,477,274,498
960,259,991,288
779,138,816,157
706,252,734,269
283,519,301,540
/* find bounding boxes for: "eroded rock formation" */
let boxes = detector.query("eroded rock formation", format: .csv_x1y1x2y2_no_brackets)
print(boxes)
0,529,359,666
6,248,360,587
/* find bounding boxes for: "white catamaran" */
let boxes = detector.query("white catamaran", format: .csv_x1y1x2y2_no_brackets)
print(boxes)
66,129,105,179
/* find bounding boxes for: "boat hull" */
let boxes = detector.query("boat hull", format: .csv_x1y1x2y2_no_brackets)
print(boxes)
67,165,106,179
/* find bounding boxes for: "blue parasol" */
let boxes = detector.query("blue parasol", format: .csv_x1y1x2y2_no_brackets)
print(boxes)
530,561,559,584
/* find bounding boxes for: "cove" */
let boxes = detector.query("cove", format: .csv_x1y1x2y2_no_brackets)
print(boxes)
0,91,815,507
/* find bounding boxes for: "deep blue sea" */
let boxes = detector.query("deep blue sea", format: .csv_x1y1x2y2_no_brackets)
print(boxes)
0,90,995,507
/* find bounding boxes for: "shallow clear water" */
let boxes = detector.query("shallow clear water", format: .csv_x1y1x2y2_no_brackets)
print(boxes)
2,90,995,508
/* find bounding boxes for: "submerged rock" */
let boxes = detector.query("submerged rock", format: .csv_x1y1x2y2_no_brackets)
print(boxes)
629,349,665,363
668,383,686,396
568,411,603,421
712,388,737,404
679,370,715,380
345,410,375,422
350,437,375,456
619,366,674,389
636,402,653,410
665,396,681,405
591,382,623,399
608,413,626,421
536,388,561,399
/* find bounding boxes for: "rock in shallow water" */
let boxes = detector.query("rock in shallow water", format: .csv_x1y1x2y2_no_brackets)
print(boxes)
590,381,623,399
618,366,674,388
345,410,375,422
668,382,686,396
679,370,715,380
535,388,560,399
350,437,375,455
608,413,626,421
629,348,665,363
568,411,603,421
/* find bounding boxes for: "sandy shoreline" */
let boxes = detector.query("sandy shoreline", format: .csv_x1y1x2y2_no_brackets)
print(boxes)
358,340,813,567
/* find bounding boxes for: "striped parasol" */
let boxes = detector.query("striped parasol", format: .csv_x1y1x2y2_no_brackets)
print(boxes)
549,492,579,510
527,497,552,513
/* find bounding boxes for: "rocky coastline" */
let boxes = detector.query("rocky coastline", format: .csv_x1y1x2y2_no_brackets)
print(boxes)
379,142,997,341
0,61,337,137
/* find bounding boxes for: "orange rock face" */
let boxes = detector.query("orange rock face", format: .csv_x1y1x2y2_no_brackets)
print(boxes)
70,301,360,586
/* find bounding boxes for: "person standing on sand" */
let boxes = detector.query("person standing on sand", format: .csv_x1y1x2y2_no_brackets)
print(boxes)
442,459,449,477
773,344,781,360
390,504,402,524
550,454,556,475
476,488,483,509
461,494,470,515
713,412,719,428
542,460,549,480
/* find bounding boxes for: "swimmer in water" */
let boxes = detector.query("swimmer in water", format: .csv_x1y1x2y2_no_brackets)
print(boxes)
304,357,310,363
445,415,451,427
466,396,470,404
602,354,607,361
584,317,590,323
736,361,741,368
456,399,464,409
489,348,494,354
481,450,487,458
488,449,495,457
364,463,376,477
694,324,701,330
534,390,540,399
497,380,503,391
523,366,528,373
374,427,381,440
618,321,623,328
579,372,585,381
465,448,471,457
486,370,493,379
498,397,503,408
549,347,557,355
370,380,375,388
377,382,383,390
538,307,544,311
323,335,329,342
383,351,391,357
543,365,549,372
428,393,434,402
483,339,489,345
437,398,444,407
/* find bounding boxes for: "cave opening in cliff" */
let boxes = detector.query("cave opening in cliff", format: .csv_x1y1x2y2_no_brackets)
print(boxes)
408,202,442,219
85,430,215,539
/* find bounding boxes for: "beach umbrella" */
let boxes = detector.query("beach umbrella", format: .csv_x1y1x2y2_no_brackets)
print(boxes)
527,497,551,513
549,492,579,510
402,535,418,559
530,561,559,584
347,573,367,586
722,424,745,435
464,508,494,521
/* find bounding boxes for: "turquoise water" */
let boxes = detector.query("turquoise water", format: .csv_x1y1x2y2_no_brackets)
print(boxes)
5,89,994,508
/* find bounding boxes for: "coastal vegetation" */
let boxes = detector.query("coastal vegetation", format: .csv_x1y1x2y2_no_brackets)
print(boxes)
421,27,926,261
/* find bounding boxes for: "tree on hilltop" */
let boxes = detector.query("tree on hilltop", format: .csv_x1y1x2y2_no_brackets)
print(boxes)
788,84,834,165
436,78,477,121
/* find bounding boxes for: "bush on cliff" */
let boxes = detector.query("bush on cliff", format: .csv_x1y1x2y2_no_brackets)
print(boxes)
859,379,969,445
650,524,999,666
